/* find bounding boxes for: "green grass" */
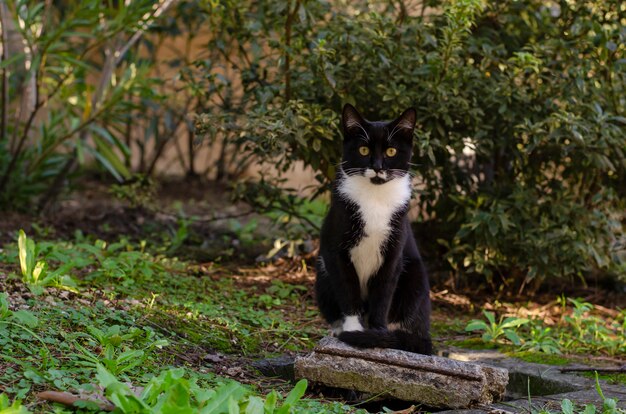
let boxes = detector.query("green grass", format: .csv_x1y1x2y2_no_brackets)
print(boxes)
446,337,499,350
463,299,626,358
0,232,351,413
3,229,625,413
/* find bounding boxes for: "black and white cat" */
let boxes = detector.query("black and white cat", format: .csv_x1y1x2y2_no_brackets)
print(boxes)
315,104,432,354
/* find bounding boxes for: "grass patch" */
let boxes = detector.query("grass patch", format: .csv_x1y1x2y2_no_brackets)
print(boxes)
463,299,626,357
0,233,343,413
447,337,499,350
508,351,571,366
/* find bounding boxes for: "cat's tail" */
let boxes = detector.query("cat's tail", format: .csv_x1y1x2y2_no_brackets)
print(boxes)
338,329,432,355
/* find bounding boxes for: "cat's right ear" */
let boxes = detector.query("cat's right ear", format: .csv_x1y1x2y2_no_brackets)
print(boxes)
342,104,366,136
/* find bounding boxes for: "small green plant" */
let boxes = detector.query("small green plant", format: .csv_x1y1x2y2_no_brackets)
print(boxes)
0,293,52,374
77,239,164,286
532,373,625,414
520,325,562,355
465,310,529,345
467,299,626,357
95,364,309,413
17,230,77,294
109,175,158,209
592,372,625,414
73,325,168,376
0,393,30,413
0,293,38,329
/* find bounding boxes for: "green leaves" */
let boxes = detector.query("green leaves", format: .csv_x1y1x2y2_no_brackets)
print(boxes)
0,393,31,413
465,310,529,345
467,299,626,356
17,230,36,282
552,376,626,414
94,365,309,414
1,0,164,210
17,230,78,294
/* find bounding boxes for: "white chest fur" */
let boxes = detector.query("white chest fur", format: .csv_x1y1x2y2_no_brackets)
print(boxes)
338,173,411,299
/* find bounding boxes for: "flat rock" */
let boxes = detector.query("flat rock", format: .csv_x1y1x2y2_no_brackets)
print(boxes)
294,337,508,409
251,355,296,381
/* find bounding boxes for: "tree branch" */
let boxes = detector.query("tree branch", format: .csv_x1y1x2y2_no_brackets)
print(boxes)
284,0,301,101
0,2,9,147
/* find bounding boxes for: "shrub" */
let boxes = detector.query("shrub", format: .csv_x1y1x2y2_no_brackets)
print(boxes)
1,0,624,289
0,0,170,210
194,0,625,289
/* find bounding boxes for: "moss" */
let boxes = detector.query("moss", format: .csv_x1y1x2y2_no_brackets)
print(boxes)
446,338,499,350
582,372,626,386
431,318,467,337
509,351,571,366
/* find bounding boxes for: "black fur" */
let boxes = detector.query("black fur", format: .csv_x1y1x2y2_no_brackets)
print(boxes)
315,104,432,355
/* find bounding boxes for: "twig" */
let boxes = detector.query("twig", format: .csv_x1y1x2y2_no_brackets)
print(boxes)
37,391,115,412
114,0,178,67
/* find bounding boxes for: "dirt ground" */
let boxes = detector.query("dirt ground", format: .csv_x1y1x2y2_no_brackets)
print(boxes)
3,177,624,306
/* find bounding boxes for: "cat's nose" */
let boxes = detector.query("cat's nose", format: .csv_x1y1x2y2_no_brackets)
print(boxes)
372,159,383,172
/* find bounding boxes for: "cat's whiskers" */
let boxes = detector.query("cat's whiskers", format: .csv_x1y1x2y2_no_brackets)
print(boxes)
352,122,371,143
336,161,347,170
386,123,403,143
341,166,364,177
388,169,415,179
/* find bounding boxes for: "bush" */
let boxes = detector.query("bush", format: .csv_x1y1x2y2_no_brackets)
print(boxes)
0,0,169,210
194,0,625,289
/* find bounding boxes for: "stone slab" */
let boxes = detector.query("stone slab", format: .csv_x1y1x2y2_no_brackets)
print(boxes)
251,355,296,381
294,337,508,409
438,347,626,413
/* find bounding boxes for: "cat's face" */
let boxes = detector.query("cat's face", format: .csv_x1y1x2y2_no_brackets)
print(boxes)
340,104,416,185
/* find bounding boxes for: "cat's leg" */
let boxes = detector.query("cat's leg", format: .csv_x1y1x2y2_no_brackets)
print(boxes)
389,254,432,353
365,259,401,330
315,254,365,333
336,253,366,332
315,256,343,331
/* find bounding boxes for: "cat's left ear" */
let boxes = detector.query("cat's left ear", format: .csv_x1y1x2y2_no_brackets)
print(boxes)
342,103,367,136
390,108,417,137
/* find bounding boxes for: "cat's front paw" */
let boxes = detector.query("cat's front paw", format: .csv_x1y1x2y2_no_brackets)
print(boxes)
342,315,364,332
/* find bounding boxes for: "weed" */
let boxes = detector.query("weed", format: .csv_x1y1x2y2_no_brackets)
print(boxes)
466,299,626,357
0,293,52,373
0,222,365,413
529,374,625,414
94,365,324,413
465,310,529,345
0,393,30,413
17,230,78,294
520,325,562,355
73,325,169,376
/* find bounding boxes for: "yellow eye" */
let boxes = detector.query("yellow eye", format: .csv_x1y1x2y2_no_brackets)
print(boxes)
386,147,397,157
358,146,370,156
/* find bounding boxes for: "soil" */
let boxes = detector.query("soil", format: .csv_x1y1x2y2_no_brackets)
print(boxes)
3,177,625,313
